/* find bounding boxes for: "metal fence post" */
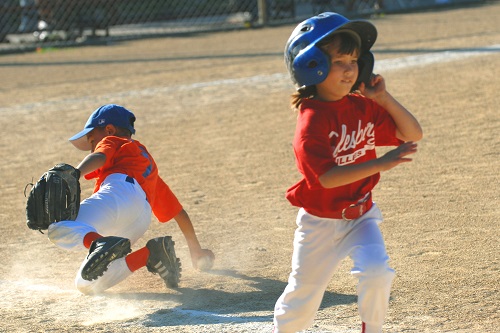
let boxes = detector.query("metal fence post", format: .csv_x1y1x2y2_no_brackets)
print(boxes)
257,0,268,26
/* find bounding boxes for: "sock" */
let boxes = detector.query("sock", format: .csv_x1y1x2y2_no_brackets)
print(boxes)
125,246,150,272
83,232,102,249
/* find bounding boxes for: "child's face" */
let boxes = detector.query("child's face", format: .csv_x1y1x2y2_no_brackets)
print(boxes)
86,127,108,153
316,39,359,101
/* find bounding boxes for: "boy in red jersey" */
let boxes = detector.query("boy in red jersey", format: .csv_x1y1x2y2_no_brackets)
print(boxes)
274,12,423,333
47,104,214,295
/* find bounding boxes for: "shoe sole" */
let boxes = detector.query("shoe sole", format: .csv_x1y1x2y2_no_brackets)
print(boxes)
81,238,132,281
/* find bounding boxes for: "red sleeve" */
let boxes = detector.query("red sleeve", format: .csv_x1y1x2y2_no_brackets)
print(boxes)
293,108,335,188
151,177,183,223
369,99,404,147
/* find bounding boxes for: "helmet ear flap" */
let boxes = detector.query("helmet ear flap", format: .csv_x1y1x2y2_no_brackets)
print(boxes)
351,51,374,91
292,46,331,88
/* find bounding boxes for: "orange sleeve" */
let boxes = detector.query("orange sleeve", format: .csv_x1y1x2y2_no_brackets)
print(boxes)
151,177,183,223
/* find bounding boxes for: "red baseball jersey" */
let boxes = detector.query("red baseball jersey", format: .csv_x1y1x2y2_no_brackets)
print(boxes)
286,94,403,218
85,136,183,222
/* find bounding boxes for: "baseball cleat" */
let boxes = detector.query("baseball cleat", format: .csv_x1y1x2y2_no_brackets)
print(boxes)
81,236,131,281
146,236,182,288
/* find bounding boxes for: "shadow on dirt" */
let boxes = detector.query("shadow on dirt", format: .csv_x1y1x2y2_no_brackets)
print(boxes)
111,269,357,327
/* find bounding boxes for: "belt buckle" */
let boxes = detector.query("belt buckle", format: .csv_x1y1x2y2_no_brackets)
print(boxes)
342,203,365,221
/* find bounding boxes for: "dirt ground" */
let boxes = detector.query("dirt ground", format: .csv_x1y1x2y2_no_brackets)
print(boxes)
0,2,498,332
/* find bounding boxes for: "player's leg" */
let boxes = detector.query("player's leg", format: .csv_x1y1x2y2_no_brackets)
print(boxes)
81,174,152,243
75,219,182,295
75,257,133,295
274,208,347,333
78,175,181,292
346,204,395,333
75,177,152,288
73,208,151,293
46,174,151,250
47,174,152,293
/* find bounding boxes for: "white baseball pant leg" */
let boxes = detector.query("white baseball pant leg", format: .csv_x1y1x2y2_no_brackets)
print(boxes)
274,204,395,333
47,173,152,294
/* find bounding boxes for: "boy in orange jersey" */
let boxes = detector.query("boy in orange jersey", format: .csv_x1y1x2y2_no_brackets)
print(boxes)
47,104,214,295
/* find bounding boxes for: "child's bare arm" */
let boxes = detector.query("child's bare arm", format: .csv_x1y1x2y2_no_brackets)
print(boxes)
76,152,106,176
360,75,423,142
319,141,418,188
174,209,215,270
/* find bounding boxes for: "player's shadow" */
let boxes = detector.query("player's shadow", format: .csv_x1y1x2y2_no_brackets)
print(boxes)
112,269,356,327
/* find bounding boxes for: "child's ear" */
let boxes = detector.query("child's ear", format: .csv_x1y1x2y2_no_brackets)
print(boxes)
105,124,117,135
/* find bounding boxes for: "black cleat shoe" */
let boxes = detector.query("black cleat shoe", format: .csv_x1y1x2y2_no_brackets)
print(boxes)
146,236,181,288
81,236,131,281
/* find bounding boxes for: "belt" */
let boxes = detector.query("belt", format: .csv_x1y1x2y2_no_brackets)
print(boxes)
333,193,373,221
125,175,148,202
339,192,373,221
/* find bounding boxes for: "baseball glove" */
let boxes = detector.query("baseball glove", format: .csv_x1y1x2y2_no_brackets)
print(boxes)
25,163,81,232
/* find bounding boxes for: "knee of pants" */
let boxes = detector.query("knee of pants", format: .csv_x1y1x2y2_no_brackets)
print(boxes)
353,261,396,285
76,280,102,295
351,246,395,282
75,257,132,295
48,221,96,251
75,270,110,295
353,263,395,294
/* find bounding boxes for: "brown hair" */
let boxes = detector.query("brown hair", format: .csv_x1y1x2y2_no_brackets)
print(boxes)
291,86,317,112
290,31,361,112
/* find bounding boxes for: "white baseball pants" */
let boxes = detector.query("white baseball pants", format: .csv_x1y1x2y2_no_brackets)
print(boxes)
274,204,395,333
48,173,152,294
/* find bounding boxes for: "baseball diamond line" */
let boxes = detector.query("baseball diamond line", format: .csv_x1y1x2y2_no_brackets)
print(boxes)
1,44,499,115
164,308,272,323
139,309,361,332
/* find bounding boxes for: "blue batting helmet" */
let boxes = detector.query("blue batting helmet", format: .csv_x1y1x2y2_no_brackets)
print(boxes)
285,12,377,88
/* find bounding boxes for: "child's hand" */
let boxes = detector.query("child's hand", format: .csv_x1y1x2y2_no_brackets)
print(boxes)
378,141,418,171
191,248,215,271
359,74,387,102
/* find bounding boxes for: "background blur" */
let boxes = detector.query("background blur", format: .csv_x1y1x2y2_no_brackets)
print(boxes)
0,0,486,53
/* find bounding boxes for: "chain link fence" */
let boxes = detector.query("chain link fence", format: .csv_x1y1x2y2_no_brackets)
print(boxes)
0,0,486,52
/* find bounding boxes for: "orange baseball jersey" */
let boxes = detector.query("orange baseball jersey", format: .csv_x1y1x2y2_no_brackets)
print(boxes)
84,136,182,222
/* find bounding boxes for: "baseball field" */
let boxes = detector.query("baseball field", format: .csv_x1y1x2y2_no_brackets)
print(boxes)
0,2,498,332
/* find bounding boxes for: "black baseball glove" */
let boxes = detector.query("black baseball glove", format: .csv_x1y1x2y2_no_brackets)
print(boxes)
25,163,81,232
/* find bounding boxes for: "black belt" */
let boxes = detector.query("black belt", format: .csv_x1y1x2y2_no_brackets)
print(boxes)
125,176,148,202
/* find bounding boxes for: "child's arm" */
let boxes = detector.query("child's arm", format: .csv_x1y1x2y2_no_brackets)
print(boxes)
174,209,215,270
318,75,424,188
319,141,418,188
360,75,423,142
76,152,106,176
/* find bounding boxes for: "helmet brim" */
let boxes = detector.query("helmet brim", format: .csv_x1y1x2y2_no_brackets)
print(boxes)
333,20,377,52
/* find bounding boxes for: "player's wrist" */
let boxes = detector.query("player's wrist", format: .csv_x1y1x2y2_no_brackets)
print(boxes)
373,91,392,107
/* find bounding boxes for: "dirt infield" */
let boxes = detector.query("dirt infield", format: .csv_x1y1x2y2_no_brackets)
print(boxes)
0,2,498,332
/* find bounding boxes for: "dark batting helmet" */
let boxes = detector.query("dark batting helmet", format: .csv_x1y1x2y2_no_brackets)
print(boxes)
284,12,377,88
